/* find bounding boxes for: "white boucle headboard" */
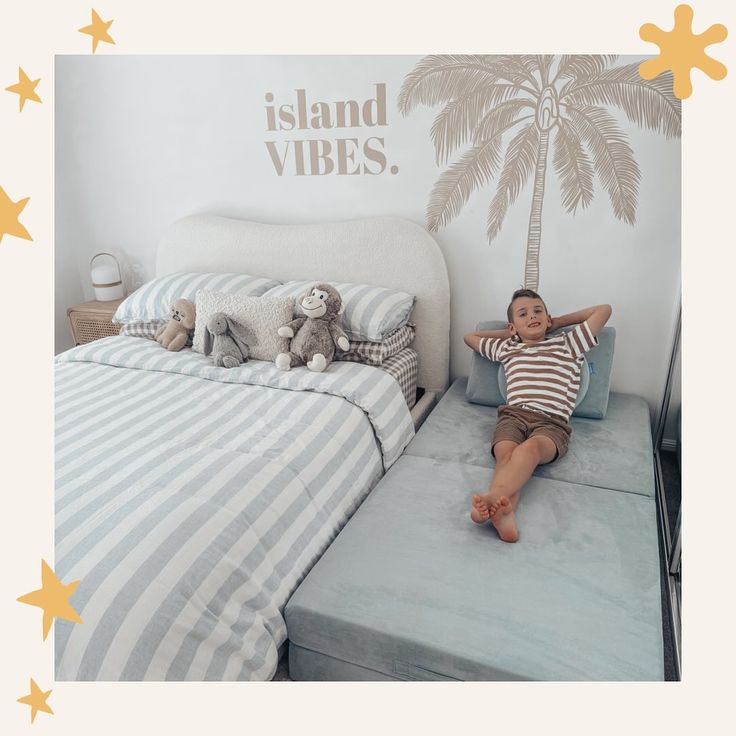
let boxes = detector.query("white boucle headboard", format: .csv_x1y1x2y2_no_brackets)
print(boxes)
156,215,450,393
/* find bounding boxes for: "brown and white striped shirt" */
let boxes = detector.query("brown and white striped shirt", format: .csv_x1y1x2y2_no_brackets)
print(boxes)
479,321,598,422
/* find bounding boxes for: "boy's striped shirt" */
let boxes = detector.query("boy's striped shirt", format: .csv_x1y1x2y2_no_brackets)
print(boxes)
480,321,598,421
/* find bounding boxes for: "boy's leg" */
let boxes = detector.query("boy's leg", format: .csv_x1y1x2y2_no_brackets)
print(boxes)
477,436,557,542
486,435,557,506
471,406,526,526
471,440,517,523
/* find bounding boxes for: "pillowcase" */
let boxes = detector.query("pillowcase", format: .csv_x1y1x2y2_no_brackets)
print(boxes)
113,272,281,324
466,320,616,419
119,319,193,346
262,281,415,342
337,324,415,366
193,290,294,362
119,319,166,339
380,347,418,409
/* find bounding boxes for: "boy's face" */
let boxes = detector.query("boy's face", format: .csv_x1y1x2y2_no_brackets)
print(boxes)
508,296,552,342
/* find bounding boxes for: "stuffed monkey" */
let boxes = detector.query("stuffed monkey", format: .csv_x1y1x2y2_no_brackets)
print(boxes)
275,283,349,372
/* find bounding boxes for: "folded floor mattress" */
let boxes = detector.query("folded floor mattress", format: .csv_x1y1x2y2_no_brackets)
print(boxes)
285,378,664,680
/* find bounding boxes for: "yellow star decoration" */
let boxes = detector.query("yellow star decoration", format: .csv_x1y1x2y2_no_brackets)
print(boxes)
17,679,54,723
79,8,115,53
0,185,32,244
639,3,728,99
5,67,42,112
17,560,82,640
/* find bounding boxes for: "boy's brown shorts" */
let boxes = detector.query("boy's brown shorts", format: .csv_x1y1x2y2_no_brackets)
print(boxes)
491,405,572,462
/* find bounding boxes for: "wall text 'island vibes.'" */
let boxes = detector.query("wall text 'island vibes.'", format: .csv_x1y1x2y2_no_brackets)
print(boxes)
264,84,397,176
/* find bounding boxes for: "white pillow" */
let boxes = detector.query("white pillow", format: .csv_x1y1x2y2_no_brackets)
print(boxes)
193,291,294,361
113,272,281,324
262,281,415,342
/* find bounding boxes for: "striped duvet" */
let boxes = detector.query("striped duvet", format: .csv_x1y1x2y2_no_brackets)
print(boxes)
55,336,414,680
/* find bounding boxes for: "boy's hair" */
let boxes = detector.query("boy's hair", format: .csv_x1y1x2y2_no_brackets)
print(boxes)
507,288,548,322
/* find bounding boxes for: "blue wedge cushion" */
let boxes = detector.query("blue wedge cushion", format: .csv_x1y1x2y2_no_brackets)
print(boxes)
466,321,616,419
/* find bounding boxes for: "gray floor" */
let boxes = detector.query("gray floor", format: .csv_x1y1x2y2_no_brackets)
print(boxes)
273,654,290,681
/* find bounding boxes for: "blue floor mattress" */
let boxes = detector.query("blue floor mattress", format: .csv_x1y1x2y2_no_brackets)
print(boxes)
285,378,664,680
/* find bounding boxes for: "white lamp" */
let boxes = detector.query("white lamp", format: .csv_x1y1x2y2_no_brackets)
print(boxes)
90,252,124,301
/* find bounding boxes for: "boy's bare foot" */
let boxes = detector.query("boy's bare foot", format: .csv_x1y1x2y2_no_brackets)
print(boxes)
470,494,491,523
488,496,519,543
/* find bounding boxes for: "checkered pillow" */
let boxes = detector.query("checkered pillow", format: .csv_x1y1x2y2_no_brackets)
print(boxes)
119,320,165,339
337,324,415,366
380,348,418,409
119,319,193,346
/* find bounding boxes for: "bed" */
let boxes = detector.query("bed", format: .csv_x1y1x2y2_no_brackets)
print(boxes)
54,214,450,681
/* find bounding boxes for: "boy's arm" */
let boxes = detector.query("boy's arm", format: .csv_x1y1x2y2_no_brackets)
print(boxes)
463,326,511,354
550,304,612,338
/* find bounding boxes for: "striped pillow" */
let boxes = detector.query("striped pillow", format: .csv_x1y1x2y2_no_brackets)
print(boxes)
262,281,415,342
113,272,281,324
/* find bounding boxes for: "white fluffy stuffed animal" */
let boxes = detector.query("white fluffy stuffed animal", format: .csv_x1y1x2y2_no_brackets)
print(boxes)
155,298,196,351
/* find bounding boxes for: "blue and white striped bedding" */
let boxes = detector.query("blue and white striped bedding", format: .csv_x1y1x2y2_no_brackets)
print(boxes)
54,336,414,680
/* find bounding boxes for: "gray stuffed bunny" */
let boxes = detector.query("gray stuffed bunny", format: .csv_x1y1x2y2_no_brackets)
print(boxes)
203,312,252,368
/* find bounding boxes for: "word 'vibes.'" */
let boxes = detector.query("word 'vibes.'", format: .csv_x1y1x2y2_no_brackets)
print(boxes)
264,84,397,177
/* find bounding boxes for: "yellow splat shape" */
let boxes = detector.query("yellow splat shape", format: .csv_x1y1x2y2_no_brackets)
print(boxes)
639,4,727,99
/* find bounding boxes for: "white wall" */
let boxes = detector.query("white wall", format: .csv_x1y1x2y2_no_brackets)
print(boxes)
55,55,680,421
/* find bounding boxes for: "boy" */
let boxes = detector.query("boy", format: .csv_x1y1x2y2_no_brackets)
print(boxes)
463,289,612,543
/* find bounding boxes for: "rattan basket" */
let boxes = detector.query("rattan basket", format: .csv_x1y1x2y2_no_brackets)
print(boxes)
67,300,123,345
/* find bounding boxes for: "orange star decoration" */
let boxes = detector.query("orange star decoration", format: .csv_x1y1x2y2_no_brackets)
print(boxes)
0,185,32,244
17,678,53,723
639,3,728,99
5,67,42,112
17,560,82,640
79,8,115,53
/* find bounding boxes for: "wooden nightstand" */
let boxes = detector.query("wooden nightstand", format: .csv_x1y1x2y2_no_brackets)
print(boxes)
67,299,123,345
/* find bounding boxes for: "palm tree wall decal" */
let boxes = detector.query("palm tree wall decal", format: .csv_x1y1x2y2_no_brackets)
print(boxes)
398,55,681,291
